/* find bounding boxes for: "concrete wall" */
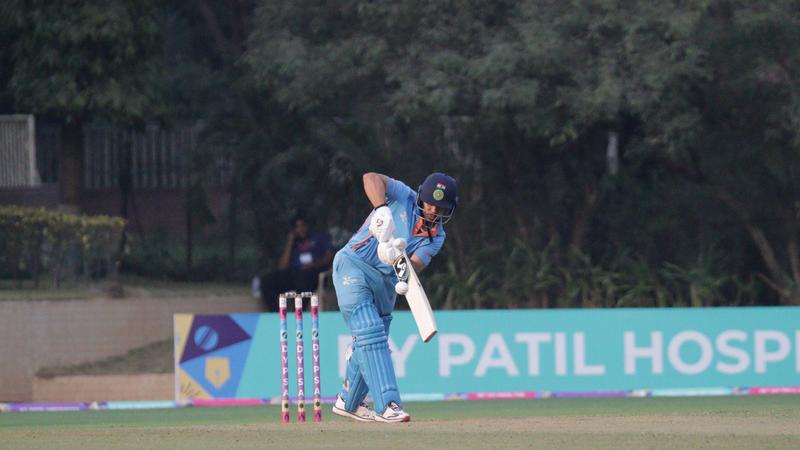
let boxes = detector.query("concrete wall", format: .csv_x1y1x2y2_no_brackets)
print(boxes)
0,294,260,402
33,374,173,402
0,184,59,208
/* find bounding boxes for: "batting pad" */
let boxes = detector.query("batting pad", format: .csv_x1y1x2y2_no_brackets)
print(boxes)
340,315,393,411
348,303,400,414
340,344,369,411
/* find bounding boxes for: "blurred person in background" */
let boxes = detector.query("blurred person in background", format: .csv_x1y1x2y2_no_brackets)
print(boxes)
252,214,334,311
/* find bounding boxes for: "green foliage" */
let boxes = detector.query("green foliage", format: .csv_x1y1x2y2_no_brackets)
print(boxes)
0,206,126,287
6,1,799,305
241,0,800,307
426,239,746,309
121,230,261,282
5,0,164,123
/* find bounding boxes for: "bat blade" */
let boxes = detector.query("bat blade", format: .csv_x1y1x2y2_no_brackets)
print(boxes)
393,253,437,342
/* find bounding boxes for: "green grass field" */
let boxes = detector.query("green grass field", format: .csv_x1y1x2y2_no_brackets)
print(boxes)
2,396,799,449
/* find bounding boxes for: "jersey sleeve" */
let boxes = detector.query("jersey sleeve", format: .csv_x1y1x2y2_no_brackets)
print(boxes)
386,178,414,204
411,235,444,268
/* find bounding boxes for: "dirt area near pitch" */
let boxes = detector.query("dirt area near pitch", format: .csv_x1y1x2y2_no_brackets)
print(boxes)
5,397,800,450
188,414,800,435
428,415,800,435
5,414,800,450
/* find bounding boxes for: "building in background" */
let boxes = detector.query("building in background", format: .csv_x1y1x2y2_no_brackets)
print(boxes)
0,115,231,237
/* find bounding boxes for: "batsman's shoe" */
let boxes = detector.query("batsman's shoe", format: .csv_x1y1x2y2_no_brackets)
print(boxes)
332,395,375,422
374,401,411,423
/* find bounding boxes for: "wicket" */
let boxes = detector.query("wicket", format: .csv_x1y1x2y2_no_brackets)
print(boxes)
279,291,322,423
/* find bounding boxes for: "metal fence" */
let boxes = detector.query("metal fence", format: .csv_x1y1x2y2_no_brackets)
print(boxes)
0,118,230,191
0,115,40,187
83,124,199,190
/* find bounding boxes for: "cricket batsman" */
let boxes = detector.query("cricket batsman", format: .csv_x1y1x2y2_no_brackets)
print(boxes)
331,171,458,423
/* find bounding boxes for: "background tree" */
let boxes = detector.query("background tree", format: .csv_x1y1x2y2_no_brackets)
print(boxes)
4,0,797,306
245,0,800,306
5,0,165,208
620,1,800,303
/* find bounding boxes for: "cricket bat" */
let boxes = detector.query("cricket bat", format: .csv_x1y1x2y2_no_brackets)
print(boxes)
392,252,438,342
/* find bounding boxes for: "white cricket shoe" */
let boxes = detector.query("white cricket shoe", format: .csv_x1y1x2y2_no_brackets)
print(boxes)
332,395,375,422
374,401,411,423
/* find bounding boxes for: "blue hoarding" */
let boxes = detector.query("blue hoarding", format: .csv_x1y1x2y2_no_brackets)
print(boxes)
175,307,800,401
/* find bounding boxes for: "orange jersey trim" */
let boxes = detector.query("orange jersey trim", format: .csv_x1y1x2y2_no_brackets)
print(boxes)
412,217,439,238
350,234,372,251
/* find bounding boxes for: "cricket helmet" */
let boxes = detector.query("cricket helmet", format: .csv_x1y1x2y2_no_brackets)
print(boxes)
416,172,459,224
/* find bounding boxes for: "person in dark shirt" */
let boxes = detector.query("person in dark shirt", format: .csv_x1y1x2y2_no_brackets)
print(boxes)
255,215,334,311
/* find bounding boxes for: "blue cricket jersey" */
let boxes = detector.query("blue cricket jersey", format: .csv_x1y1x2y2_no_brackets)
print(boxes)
340,178,446,278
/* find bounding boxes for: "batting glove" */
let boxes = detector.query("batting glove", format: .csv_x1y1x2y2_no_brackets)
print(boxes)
369,205,395,243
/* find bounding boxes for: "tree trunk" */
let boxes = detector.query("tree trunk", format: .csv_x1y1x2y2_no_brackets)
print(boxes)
570,185,598,254
715,190,792,299
119,131,132,220
789,235,800,285
31,234,42,288
227,174,239,280
59,119,83,209
186,187,193,280
109,130,133,297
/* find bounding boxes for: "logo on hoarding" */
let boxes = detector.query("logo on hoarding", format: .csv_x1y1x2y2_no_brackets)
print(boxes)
205,357,231,388
193,325,219,351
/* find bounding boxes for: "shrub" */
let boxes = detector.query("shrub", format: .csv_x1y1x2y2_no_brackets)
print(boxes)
0,206,126,287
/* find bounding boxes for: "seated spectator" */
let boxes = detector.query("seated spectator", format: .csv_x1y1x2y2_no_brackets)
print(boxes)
254,214,334,311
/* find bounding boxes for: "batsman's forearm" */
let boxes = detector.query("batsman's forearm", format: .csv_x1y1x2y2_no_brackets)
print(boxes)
410,254,426,274
363,172,388,208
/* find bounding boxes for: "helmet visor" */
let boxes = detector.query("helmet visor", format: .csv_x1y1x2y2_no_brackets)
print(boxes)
415,200,454,225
